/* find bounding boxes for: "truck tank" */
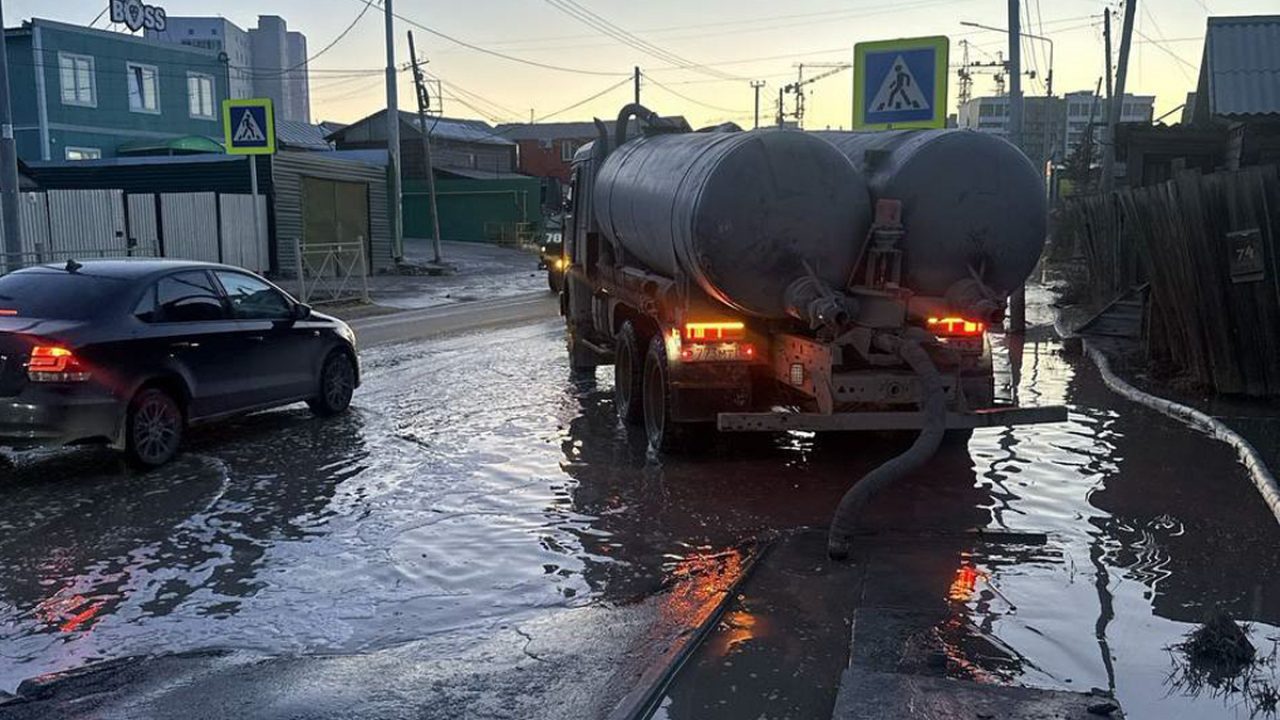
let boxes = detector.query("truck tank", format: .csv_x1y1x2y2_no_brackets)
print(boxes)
815,130,1047,300
593,129,872,319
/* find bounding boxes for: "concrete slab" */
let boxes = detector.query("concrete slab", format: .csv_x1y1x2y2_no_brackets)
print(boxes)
832,669,1121,719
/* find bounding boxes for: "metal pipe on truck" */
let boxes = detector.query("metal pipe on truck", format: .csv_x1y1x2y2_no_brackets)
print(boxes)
814,130,1047,316
593,128,873,320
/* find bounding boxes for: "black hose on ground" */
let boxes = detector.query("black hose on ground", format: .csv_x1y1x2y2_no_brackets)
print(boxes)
827,330,948,560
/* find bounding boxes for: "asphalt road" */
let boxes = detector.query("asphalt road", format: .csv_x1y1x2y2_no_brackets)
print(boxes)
2,289,1278,720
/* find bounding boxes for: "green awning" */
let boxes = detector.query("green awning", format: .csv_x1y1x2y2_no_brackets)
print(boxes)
117,136,226,156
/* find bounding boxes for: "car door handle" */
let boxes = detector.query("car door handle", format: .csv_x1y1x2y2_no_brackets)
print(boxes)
170,341,201,350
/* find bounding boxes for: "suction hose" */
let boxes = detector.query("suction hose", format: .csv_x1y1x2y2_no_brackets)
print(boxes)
827,329,948,560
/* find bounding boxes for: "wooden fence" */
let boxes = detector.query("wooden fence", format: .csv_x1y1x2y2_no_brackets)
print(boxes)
1057,165,1280,396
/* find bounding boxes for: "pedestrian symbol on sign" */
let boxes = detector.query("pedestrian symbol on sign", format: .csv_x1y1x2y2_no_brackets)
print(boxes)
223,99,276,155
870,57,930,112
233,109,267,144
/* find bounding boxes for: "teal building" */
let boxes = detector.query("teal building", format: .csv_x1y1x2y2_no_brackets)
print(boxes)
5,19,231,161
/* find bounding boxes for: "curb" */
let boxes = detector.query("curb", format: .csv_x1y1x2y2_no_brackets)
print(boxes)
1082,340,1280,525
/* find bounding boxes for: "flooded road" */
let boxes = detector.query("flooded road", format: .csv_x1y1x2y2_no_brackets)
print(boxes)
1,301,1278,719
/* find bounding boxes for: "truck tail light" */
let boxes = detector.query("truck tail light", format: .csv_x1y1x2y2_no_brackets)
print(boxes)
684,321,745,342
28,346,92,382
927,317,986,338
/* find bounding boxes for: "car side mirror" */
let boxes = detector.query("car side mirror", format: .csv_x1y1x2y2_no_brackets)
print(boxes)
293,303,312,321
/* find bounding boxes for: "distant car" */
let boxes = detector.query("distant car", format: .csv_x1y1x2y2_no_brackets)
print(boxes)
538,239,566,293
0,260,360,468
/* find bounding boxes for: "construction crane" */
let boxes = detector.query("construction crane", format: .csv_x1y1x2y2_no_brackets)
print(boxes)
776,62,852,128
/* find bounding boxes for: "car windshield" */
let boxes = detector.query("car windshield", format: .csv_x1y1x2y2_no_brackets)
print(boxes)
0,269,132,320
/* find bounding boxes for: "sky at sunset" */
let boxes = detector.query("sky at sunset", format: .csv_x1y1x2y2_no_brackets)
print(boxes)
5,0,1271,129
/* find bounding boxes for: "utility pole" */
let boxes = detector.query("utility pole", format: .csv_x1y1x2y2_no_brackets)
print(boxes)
1007,0,1026,334
1102,2,1135,194
776,87,784,127
633,66,640,105
0,0,23,272
408,31,442,265
750,80,766,129
384,0,404,261
1104,10,1114,101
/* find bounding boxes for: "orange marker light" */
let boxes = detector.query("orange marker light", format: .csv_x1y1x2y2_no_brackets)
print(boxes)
0,309,16,316
684,321,745,342
927,317,986,337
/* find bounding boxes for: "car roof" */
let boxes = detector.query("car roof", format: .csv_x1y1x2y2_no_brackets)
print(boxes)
21,259,246,281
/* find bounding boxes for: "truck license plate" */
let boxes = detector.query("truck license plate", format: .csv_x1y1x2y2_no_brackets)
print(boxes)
687,343,741,362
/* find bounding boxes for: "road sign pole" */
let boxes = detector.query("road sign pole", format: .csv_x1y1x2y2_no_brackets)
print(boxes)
249,156,262,267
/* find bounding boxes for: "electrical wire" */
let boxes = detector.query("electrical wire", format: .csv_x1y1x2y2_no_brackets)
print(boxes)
367,0,628,77
232,0,376,78
642,73,747,115
541,0,740,81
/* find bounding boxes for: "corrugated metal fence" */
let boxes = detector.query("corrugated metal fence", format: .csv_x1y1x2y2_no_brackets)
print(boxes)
5,189,268,274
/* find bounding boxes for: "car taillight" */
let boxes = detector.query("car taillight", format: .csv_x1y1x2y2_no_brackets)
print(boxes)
28,346,92,382
0,309,16,316
684,321,745,342
927,317,986,337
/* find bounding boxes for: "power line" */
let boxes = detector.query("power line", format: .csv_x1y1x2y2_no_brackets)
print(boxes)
232,0,376,79
643,73,747,114
541,0,739,81
365,0,628,77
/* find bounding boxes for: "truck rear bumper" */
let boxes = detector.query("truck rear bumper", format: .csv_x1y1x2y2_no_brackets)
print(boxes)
716,405,1068,432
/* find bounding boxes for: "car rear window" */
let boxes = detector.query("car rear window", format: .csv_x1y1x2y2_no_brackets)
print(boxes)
0,270,132,320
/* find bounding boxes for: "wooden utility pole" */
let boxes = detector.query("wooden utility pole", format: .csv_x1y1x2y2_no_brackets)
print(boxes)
750,80,766,129
1007,0,1027,334
408,31,443,264
1103,0,1136,194
633,66,640,105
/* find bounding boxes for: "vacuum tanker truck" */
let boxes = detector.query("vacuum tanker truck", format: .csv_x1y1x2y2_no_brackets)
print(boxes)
559,104,1065,456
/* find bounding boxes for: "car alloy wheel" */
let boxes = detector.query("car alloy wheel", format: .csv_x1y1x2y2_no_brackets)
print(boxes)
311,352,356,417
128,389,183,467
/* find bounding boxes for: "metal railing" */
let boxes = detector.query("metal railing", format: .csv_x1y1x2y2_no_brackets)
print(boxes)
290,237,371,305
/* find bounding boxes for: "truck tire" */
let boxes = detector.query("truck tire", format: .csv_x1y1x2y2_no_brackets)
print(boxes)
547,268,565,294
643,335,698,453
614,322,645,424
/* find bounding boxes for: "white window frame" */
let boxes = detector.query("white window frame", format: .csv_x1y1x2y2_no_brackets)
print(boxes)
58,52,96,108
126,62,161,115
187,72,215,120
64,146,102,161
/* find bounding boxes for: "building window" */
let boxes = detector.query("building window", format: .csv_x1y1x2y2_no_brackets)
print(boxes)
65,147,102,161
187,73,215,119
560,141,577,162
58,53,96,107
127,62,160,114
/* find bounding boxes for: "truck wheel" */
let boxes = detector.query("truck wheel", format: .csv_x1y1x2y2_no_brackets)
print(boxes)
643,335,689,453
614,322,645,424
547,269,565,293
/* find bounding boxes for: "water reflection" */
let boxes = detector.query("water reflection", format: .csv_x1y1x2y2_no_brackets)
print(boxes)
0,409,367,684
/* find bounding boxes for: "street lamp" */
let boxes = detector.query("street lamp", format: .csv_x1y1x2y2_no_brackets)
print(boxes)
960,20,1054,96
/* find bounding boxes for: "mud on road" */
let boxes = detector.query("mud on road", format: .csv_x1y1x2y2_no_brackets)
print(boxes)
1,311,1278,719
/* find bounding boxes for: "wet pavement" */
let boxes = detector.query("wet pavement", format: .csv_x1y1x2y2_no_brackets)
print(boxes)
1,292,1278,719
369,239,549,310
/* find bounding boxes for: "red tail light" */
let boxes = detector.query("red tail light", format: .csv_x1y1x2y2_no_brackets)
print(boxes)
0,309,16,316
684,321,745,342
927,317,986,337
28,346,92,382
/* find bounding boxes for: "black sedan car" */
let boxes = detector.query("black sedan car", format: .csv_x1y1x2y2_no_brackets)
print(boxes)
0,260,359,467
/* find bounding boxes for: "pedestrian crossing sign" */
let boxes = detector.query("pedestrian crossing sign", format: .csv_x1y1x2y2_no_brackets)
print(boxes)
854,36,949,130
223,98,276,155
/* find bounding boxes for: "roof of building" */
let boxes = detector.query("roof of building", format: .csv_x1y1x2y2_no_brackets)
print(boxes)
494,117,690,141
325,110,515,147
11,18,221,55
1197,15,1280,118
436,168,533,181
276,120,334,151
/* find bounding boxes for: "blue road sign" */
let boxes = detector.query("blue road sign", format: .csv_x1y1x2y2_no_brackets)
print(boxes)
854,36,949,130
223,98,276,155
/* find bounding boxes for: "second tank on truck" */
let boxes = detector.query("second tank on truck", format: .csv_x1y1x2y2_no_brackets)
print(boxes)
815,129,1047,306
592,128,872,319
